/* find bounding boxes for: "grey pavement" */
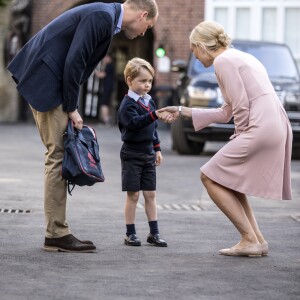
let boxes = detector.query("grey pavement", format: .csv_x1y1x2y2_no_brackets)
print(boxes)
0,122,299,300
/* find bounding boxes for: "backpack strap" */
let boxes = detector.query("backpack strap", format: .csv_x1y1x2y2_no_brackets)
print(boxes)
67,181,76,196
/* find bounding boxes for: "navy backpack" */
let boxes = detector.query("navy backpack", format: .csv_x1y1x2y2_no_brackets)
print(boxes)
61,119,105,195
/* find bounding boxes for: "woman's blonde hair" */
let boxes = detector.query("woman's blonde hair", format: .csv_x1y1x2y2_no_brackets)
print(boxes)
124,57,155,82
189,20,231,52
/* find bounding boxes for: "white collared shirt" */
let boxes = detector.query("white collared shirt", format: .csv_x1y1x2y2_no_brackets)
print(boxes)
114,4,124,35
128,90,151,106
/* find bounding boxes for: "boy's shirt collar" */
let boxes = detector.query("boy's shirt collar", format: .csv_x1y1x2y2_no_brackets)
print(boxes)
128,90,151,106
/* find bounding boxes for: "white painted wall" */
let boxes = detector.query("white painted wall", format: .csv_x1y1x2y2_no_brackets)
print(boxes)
205,0,300,69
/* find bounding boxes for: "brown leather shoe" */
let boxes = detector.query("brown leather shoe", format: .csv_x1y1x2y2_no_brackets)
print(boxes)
73,235,94,245
44,234,96,253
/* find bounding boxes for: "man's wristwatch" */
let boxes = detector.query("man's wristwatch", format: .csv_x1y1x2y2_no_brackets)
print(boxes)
178,106,182,118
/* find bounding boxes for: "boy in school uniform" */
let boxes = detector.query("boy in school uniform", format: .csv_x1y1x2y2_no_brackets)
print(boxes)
118,57,172,246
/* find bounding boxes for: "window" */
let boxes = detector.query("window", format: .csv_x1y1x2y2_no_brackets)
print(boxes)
214,7,228,29
285,8,300,57
235,8,250,39
262,8,277,41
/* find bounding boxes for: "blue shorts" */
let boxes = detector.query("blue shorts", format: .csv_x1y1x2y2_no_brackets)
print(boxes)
120,148,156,192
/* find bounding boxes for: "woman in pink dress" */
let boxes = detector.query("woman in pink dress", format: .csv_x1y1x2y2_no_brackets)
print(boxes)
160,21,293,257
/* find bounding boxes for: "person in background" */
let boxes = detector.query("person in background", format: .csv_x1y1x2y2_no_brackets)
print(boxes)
159,20,292,257
7,0,159,253
118,58,173,247
94,53,115,125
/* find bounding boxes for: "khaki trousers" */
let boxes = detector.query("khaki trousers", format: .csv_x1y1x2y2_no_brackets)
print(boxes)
30,104,70,238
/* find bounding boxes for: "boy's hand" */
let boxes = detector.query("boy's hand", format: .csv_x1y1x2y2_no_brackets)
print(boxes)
155,151,163,166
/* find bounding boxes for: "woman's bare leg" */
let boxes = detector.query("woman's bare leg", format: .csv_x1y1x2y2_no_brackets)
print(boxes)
233,191,268,254
233,191,266,243
201,173,260,249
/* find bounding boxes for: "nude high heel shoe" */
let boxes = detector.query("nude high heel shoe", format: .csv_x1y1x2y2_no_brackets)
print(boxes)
219,243,262,257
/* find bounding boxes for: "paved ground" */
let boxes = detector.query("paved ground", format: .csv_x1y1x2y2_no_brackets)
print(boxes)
0,123,299,300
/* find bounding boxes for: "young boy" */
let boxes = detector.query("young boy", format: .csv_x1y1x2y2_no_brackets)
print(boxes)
118,58,171,247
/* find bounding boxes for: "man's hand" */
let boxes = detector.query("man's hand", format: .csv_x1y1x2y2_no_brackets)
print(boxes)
68,110,83,130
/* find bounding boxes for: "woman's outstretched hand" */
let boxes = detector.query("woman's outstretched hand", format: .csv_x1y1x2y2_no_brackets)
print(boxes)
156,110,175,123
159,106,193,120
157,106,180,123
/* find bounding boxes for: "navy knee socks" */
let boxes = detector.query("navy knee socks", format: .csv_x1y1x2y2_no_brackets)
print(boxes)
126,221,159,236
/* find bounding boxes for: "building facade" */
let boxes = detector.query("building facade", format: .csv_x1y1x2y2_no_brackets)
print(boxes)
205,0,300,68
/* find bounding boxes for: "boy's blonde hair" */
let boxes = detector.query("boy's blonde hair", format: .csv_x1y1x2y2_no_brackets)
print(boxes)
124,57,155,83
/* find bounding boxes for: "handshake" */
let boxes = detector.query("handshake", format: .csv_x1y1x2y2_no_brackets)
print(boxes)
155,106,182,123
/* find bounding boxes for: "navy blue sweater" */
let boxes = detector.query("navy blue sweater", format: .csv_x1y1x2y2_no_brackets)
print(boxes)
117,95,161,154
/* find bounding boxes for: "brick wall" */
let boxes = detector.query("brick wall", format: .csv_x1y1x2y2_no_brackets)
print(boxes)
154,0,204,61
152,0,205,85
31,0,84,33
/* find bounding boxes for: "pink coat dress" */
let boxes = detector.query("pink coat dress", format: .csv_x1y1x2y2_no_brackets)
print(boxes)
192,48,293,200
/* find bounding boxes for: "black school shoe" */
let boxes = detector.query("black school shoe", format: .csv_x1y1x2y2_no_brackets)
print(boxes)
147,233,168,247
124,234,141,246
44,234,96,253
